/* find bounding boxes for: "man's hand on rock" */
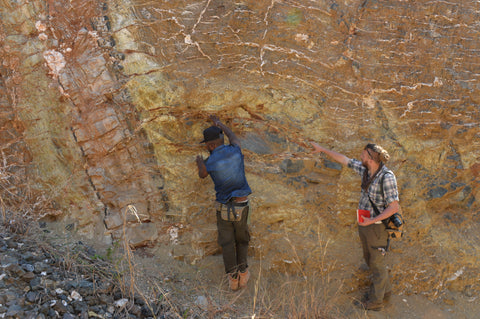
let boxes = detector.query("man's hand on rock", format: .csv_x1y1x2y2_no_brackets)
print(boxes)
209,115,221,126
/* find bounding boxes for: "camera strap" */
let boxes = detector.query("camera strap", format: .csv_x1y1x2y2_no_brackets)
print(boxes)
367,171,387,218
368,196,388,226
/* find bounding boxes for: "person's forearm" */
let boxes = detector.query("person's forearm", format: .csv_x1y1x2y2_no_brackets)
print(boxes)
217,122,240,146
372,201,399,223
198,165,208,178
311,142,349,166
323,149,349,165
196,156,208,178
359,200,399,226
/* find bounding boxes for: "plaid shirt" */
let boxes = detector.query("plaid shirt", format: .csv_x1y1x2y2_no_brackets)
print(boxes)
348,159,399,216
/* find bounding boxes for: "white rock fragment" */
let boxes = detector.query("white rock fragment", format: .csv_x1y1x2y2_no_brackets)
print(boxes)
38,33,48,41
35,21,47,32
43,50,66,78
295,33,309,42
114,298,129,308
195,295,208,307
446,267,464,282
168,226,179,244
71,290,83,301
433,76,443,87
184,34,193,44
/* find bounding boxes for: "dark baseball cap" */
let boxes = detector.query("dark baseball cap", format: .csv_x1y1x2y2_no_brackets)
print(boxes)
200,126,223,143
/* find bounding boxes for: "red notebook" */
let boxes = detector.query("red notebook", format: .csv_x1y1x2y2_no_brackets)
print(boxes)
357,209,370,223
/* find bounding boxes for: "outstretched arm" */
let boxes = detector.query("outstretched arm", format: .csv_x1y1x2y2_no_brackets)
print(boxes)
310,142,350,166
210,115,241,147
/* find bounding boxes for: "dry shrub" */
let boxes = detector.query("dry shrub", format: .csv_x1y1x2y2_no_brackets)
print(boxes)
0,137,60,234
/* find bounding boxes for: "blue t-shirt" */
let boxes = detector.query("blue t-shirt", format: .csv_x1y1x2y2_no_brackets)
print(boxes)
205,144,252,204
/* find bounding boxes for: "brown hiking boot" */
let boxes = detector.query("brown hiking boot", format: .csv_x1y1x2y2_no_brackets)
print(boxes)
228,274,239,291
238,269,250,288
383,291,392,304
361,300,384,311
362,291,392,304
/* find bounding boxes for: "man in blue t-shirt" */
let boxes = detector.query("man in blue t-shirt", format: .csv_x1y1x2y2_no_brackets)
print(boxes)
196,115,252,291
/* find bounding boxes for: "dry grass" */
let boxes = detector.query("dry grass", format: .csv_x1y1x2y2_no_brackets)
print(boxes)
0,156,358,318
161,228,358,319
99,205,185,318
0,177,358,319
243,235,348,319
0,202,367,319
0,138,53,235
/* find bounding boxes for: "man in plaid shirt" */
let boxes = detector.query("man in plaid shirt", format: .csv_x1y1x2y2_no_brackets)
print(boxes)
311,142,400,311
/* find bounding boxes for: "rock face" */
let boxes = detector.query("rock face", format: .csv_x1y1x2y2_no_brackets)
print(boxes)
1,0,479,297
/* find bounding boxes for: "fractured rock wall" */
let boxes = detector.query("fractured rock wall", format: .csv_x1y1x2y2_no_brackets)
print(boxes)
0,0,479,298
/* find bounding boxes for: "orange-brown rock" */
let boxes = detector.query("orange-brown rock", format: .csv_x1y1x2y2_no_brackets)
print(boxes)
0,0,478,298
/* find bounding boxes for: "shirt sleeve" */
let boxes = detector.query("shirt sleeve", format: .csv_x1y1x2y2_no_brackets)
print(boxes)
383,172,399,205
348,158,366,177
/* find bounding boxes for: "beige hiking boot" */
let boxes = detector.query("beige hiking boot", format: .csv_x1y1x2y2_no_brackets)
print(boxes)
228,274,239,291
239,269,250,288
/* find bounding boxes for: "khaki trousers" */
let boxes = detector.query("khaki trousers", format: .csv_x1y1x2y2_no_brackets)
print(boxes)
358,223,392,303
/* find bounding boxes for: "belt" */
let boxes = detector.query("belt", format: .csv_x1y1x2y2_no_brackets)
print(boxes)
215,199,249,210
233,196,248,202
232,201,248,207
216,199,249,221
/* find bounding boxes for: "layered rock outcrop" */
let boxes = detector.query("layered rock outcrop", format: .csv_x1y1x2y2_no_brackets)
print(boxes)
1,0,479,298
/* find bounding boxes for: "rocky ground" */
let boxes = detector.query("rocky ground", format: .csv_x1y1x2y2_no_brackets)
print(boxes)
1,219,479,319
0,223,185,319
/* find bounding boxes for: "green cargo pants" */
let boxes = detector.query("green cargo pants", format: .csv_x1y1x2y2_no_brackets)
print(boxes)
216,202,250,274
358,223,392,303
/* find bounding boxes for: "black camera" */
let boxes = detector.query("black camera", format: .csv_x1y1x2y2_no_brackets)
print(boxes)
389,213,403,228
